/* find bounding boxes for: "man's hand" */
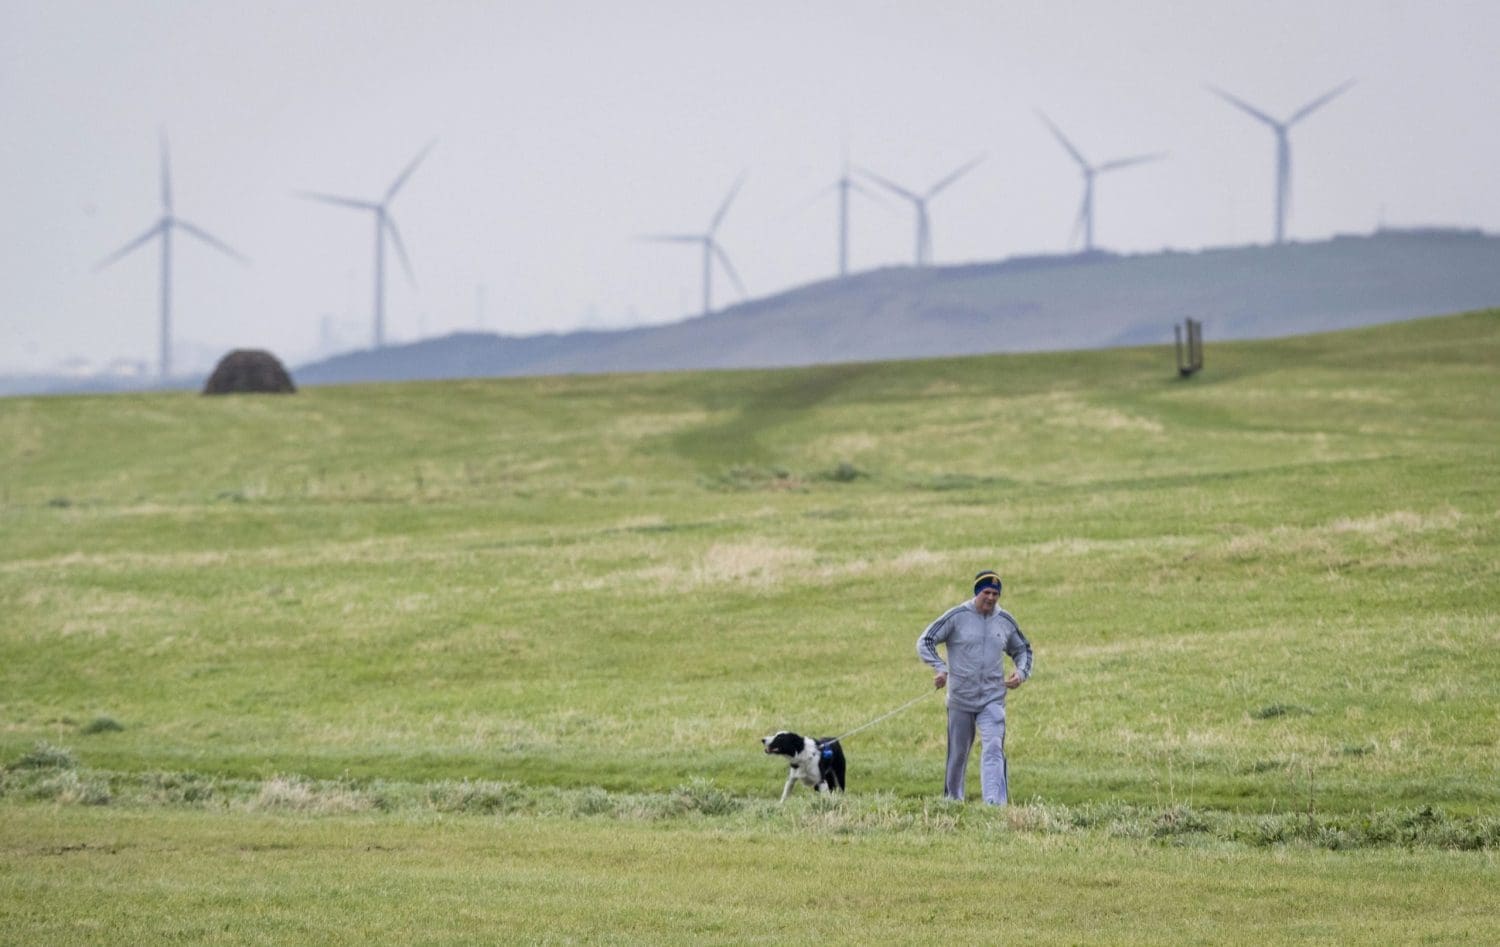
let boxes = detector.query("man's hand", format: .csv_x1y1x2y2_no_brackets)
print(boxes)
934,671,947,690
1005,671,1024,689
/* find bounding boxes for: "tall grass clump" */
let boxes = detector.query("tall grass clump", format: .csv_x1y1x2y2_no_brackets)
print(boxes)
10,741,77,770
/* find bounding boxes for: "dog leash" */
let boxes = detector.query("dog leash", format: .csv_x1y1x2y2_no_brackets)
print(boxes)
817,689,939,748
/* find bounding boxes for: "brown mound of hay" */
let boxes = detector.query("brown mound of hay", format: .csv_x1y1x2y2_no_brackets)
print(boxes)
202,349,297,395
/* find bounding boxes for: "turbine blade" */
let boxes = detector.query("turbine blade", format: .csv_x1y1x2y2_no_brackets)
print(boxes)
1097,152,1167,174
926,153,986,198
636,233,702,244
176,219,249,263
94,221,164,271
1069,199,1088,249
855,165,919,202
1287,79,1356,126
159,130,173,213
1205,84,1280,128
385,216,416,286
848,179,884,202
1037,111,1089,169
710,242,745,297
386,139,437,203
709,172,747,234
297,191,379,212
784,181,840,220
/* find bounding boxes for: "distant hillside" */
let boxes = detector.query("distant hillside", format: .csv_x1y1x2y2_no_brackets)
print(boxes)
10,229,1498,397
292,229,1500,387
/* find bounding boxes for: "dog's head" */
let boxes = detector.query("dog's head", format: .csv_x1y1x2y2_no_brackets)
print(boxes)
761,731,806,758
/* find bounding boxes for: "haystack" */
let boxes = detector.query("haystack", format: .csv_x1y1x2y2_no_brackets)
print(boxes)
202,349,297,395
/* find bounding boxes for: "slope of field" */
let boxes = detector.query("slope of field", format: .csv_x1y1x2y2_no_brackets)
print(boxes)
2,311,1497,941
296,229,1500,385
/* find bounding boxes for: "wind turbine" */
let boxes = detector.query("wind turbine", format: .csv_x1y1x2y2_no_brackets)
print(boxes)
858,155,984,266
639,174,747,317
1207,80,1355,244
811,147,882,278
95,133,247,381
1037,112,1165,253
299,141,435,348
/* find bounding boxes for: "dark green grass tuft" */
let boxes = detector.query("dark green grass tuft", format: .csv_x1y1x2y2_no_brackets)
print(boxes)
80,716,125,734
10,741,77,770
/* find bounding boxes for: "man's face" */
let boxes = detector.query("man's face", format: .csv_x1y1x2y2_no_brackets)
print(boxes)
975,588,999,613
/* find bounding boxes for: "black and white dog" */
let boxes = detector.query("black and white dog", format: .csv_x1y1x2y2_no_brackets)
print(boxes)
761,731,846,802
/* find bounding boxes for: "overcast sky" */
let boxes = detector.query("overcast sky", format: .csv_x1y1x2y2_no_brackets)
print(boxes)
3,0,1499,376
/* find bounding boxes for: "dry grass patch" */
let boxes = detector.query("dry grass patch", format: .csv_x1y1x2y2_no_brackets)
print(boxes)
250,775,375,814
1037,392,1166,435
630,540,817,592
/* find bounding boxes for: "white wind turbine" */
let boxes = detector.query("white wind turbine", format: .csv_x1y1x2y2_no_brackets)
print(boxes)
95,133,247,381
1037,112,1164,253
639,174,747,317
858,156,985,266
299,141,435,348
1207,80,1356,244
813,147,882,278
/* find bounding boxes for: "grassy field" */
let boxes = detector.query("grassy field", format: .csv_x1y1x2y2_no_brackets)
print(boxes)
3,311,1498,942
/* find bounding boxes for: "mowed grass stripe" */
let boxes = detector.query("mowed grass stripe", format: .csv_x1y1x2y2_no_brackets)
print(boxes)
2,807,1496,945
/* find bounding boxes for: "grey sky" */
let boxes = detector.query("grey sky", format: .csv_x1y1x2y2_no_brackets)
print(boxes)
3,0,1498,375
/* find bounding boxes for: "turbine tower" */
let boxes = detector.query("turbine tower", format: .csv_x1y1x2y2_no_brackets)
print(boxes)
819,147,881,277
639,174,747,317
859,155,984,266
95,132,247,381
1207,80,1355,244
1037,112,1164,253
299,141,435,348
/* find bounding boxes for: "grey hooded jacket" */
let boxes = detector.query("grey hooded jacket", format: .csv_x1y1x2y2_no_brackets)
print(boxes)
916,600,1033,712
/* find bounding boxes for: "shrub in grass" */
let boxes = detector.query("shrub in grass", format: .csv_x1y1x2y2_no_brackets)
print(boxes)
1005,804,1070,834
1317,826,1354,850
141,771,217,805
1354,806,1500,851
571,786,615,817
21,769,112,806
1250,703,1313,720
670,778,741,816
820,461,866,483
251,775,374,814
11,741,77,770
81,716,125,734
1065,801,1140,830
1152,804,1214,838
427,779,527,815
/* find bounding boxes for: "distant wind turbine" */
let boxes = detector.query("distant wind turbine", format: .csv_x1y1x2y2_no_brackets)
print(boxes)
639,174,747,316
1037,112,1165,253
810,147,882,278
858,156,984,266
1207,80,1355,244
299,141,435,348
95,133,247,381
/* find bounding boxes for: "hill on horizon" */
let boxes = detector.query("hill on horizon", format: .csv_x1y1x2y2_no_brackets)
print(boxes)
294,227,1500,386
8,228,1500,398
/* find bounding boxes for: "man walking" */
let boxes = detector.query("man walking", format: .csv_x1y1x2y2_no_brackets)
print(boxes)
916,570,1033,804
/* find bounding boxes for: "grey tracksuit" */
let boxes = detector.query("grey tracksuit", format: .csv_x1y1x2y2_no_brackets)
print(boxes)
917,600,1033,803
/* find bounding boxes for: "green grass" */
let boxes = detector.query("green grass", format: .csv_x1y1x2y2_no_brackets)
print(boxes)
2,311,1498,941
3,806,1496,945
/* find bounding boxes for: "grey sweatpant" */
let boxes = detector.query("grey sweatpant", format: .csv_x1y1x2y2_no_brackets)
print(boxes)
945,700,1008,804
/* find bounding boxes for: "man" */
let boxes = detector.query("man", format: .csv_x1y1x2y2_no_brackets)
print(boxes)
916,570,1033,805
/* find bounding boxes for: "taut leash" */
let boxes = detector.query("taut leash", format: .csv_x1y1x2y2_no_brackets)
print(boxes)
817,689,938,748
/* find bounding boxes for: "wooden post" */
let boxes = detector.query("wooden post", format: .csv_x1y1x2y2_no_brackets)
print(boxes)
1176,318,1203,377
